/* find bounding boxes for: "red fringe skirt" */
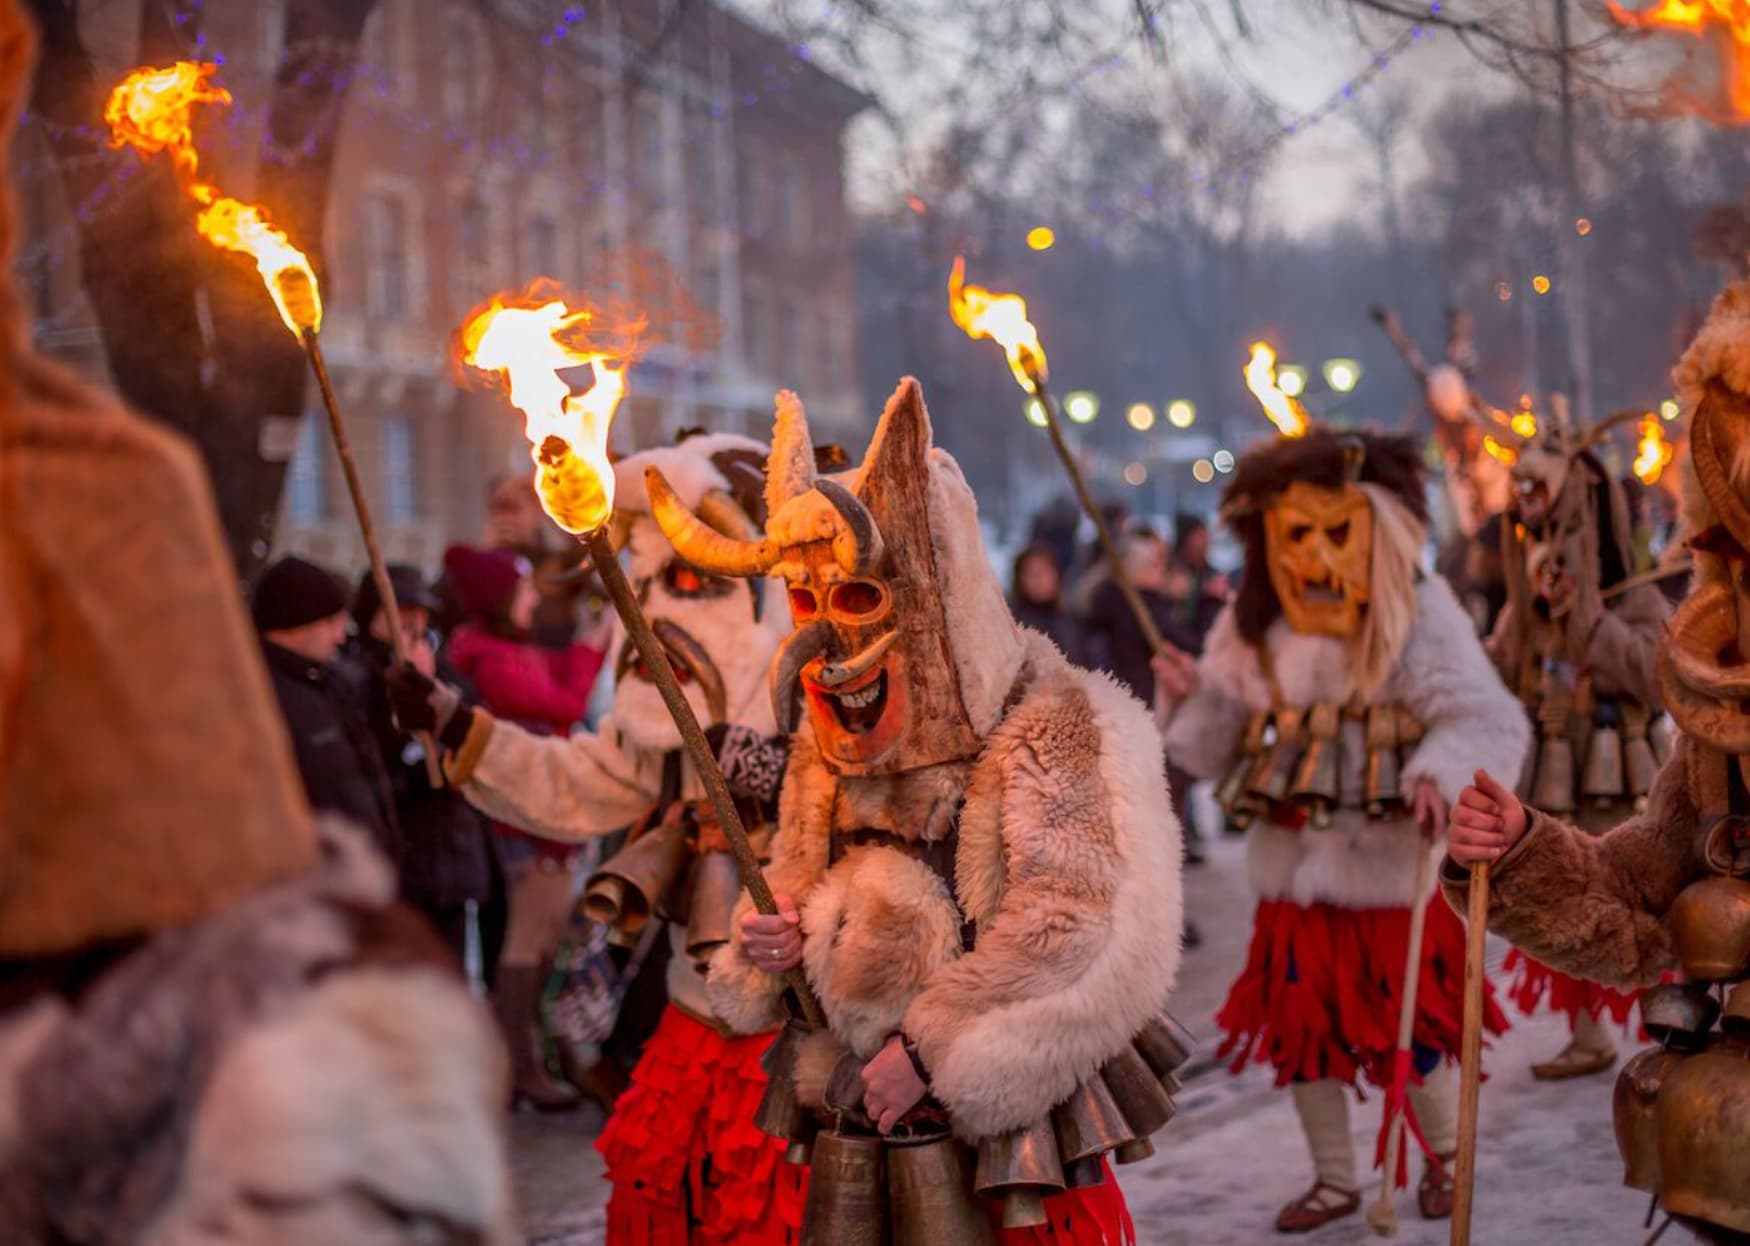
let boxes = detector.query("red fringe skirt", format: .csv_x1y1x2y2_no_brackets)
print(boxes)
1216,896,1508,1089
997,1161,1135,1244
1502,950,1641,1028
596,1005,806,1246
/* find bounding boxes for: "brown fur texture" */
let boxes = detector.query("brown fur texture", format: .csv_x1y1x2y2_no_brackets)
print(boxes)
709,632,1183,1140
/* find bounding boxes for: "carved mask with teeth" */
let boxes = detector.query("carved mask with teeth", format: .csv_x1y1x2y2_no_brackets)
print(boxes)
648,381,1014,776
1263,481,1373,639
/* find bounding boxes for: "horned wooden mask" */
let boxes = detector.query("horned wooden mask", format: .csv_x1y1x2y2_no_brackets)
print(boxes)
1263,481,1373,639
648,383,984,775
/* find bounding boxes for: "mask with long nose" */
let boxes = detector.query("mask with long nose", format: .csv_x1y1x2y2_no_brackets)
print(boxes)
649,382,999,775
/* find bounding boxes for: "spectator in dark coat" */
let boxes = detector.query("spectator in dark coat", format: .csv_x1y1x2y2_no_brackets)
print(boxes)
252,556,401,868
331,564,506,973
1009,543,1080,659
1166,513,1228,653
1081,528,1199,704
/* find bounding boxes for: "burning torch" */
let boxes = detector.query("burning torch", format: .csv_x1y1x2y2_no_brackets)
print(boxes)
105,62,441,783
949,257,1175,661
459,287,822,1027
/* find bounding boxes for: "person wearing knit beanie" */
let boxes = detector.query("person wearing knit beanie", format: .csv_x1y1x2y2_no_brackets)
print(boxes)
443,544,526,624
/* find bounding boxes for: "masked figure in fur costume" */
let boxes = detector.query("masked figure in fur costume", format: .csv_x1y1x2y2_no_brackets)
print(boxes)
391,431,804,1246
1481,401,1672,1081
1448,281,1750,1245
645,379,1185,1245
0,8,514,1241
1157,429,1527,1234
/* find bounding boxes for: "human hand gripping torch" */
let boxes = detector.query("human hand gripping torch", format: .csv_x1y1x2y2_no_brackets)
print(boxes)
949,258,1173,660
460,289,823,1028
105,62,441,783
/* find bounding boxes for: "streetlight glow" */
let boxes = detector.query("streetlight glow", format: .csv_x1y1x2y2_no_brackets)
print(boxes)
1026,226,1056,251
1212,449,1235,474
1323,358,1362,394
1167,399,1196,428
1123,461,1148,486
1660,399,1681,421
1065,390,1100,423
1192,458,1216,484
1532,275,1552,295
1127,402,1156,431
1278,366,1307,398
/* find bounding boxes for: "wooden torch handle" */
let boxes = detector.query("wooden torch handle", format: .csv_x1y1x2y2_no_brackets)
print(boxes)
1450,860,1491,1246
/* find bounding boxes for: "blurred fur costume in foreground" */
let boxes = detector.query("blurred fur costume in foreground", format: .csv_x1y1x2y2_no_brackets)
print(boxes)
0,5,514,1243
1444,281,1750,1244
429,434,804,1245
1483,399,1672,1078
1161,428,1527,1232
653,380,1186,1244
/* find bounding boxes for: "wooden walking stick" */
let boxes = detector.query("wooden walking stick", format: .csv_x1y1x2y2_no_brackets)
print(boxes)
1450,861,1491,1246
1367,835,1435,1236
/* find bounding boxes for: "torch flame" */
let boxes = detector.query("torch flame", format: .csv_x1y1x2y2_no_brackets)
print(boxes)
1634,413,1677,484
948,256,1047,393
1244,342,1309,438
460,288,642,535
105,61,322,335
1483,435,1519,466
1510,410,1538,439
1609,0,1750,119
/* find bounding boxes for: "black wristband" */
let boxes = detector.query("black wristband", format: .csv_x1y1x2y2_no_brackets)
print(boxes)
900,1033,931,1087
439,705,476,753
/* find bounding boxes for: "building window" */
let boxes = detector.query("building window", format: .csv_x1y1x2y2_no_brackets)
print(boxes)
363,2,415,104
739,145,766,237
285,414,327,525
366,191,412,318
743,285,769,375
777,298,803,385
443,7,485,121
454,194,490,308
820,308,846,385
529,214,558,276
260,0,285,68
382,415,418,524
776,154,810,244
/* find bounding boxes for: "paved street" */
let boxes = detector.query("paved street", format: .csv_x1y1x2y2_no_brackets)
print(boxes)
513,806,1653,1245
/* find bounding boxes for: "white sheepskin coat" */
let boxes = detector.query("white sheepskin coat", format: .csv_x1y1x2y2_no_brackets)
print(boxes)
1165,576,1528,909
707,630,1184,1142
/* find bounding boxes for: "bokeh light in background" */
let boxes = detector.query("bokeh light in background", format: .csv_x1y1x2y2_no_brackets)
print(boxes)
1192,458,1216,483
1323,358,1362,393
1127,402,1156,431
1496,282,1512,301
1660,398,1681,421
1575,217,1593,236
1026,226,1056,251
1123,461,1148,486
1024,398,1047,427
1277,366,1307,398
1065,390,1100,423
1213,449,1235,474
1532,274,1552,295
1167,399,1196,428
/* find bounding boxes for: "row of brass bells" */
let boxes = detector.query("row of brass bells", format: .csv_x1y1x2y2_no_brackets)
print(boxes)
583,814,689,936
683,852,741,971
1215,714,1271,830
805,1130,999,1246
1248,707,1305,806
1363,704,1402,818
1620,703,1660,807
1290,704,1342,828
1579,701,1660,811
1669,876,1750,982
754,1020,818,1165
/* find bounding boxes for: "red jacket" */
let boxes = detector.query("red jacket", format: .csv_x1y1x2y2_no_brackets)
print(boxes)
446,625,605,738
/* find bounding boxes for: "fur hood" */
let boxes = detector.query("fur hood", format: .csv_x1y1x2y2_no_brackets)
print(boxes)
1167,576,1528,908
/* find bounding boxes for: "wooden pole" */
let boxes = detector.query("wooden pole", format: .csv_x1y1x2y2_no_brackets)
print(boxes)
583,527,824,1027
1450,861,1491,1245
301,329,444,787
1368,844,1435,1237
1026,358,1170,659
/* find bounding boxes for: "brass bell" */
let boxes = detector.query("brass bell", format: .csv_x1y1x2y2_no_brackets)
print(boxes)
887,1136,996,1246
1527,732,1577,815
1250,708,1305,805
802,1130,889,1246
1131,1010,1195,1081
1051,1076,1135,1169
1363,705,1403,818
1217,713,1271,823
1654,1048,1750,1235
1061,1156,1105,1189
1619,702,1659,802
974,1117,1065,1229
1101,1047,1176,1138
1669,876,1750,982
583,815,689,933
1613,1046,1685,1192
1114,1138,1155,1165
1723,980,1750,1039
1640,981,1721,1049
1580,710,1625,809
1291,703,1342,827
683,851,742,971
754,1022,818,1154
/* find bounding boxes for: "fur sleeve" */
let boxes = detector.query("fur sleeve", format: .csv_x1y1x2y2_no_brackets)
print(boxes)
1585,585,1668,709
1440,739,1697,987
902,671,1182,1140
458,712,656,842
705,730,834,1035
1397,577,1530,806
1162,605,1257,780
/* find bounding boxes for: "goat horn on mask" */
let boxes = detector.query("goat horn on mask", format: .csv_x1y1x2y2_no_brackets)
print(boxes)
814,478,885,575
646,467,780,578
771,620,835,734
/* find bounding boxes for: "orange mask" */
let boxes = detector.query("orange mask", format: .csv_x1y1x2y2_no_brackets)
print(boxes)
1263,482,1373,638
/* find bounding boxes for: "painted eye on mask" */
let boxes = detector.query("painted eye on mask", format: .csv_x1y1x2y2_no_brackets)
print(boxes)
790,587,820,620
1326,522,1350,547
828,580,888,619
